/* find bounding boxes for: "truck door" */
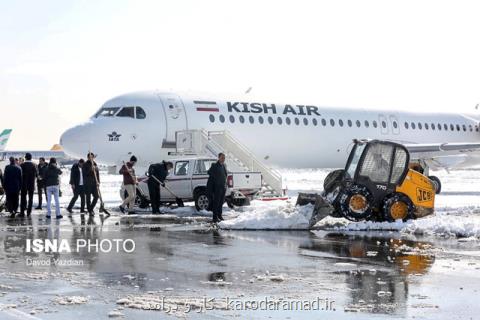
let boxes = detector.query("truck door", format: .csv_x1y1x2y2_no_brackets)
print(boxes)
165,160,191,199
157,94,188,148
378,114,389,135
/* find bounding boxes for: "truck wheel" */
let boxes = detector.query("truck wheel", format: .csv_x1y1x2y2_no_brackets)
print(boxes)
194,190,210,211
323,169,345,194
127,189,149,209
136,193,150,209
382,193,414,222
231,197,250,207
428,176,441,194
338,184,374,221
226,199,235,209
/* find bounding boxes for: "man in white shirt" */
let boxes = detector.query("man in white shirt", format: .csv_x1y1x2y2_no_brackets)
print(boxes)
67,159,86,214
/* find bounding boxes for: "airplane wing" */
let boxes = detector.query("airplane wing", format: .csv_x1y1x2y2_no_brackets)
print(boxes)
404,142,480,170
405,142,480,153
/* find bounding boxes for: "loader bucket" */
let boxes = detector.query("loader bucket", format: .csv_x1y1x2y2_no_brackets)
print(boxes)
296,193,335,229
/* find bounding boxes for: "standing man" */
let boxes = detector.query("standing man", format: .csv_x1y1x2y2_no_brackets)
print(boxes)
44,157,63,219
119,156,137,215
3,157,22,218
207,153,228,223
84,152,100,216
20,153,37,217
35,157,48,209
0,166,3,187
147,161,173,214
67,159,86,214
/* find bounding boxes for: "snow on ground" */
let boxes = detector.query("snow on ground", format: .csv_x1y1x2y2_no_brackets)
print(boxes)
219,200,314,230
56,167,480,238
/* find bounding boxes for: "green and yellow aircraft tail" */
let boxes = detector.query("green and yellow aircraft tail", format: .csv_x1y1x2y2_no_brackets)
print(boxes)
0,129,12,151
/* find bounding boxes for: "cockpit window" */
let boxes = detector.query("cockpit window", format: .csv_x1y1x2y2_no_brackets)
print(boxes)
136,107,146,119
117,107,135,118
94,107,120,118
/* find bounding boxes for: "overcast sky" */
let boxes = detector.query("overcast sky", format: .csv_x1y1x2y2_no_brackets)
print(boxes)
2,0,480,149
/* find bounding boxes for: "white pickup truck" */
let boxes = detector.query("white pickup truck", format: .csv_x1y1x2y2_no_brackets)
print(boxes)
120,157,262,211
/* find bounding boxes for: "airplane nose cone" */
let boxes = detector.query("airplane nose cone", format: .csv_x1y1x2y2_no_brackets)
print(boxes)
60,124,93,159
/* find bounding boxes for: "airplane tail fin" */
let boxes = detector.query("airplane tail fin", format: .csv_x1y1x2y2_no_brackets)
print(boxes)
50,144,63,151
0,129,12,151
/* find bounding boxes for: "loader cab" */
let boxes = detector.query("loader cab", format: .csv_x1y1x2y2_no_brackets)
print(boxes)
345,140,410,192
345,140,410,202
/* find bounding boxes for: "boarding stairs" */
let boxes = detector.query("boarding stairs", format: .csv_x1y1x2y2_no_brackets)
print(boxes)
174,130,284,197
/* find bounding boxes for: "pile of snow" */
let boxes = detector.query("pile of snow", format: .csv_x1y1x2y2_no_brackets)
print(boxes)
218,199,314,230
323,208,480,238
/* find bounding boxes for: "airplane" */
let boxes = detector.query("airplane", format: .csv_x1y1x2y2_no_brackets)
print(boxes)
0,129,12,152
0,129,66,161
60,90,480,192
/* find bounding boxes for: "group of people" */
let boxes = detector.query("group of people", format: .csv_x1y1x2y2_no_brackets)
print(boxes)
0,154,61,218
64,152,101,216
0,151,229,222
116,152,228,222
117,155,173,215
0,152,102,219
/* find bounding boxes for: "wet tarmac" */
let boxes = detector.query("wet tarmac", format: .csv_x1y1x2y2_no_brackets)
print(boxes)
0,211,479,319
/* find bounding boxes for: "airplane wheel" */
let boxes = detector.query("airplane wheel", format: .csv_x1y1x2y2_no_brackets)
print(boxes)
428,176,441,194
383,193,414,222
338,184,374,221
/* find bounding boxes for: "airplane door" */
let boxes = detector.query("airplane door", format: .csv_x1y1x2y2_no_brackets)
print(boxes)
389,115,400,135
378,114,389,135
158,94,188,147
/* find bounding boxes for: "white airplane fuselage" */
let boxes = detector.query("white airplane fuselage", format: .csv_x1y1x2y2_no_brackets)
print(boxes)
60,91,480,169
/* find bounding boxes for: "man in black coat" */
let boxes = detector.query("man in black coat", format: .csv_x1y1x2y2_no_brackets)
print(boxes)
3,157,22,217
84,152,100,216
67,159,85,214
35,157,48,209
0,167,3,188
207,153,228,223
147,161,173,214
20,153,38,217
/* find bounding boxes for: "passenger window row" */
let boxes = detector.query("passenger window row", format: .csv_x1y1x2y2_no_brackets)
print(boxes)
404,122,478,132
208,114,479,132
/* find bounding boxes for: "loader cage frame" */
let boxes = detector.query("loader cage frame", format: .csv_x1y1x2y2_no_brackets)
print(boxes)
344,140,410,193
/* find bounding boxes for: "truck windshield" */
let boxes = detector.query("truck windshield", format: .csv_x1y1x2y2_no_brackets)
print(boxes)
94,107,120,118
346,143,366,179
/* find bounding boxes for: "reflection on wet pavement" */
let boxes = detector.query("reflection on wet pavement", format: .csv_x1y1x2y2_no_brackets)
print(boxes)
300,232,435,314
0,213,478,319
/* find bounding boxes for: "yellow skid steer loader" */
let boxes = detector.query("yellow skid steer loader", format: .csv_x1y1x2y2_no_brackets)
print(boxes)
305,139,436,228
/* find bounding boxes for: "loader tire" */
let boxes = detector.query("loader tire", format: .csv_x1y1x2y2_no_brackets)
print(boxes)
428,176,441,194
382,193,414,222
323,169,345,194
338,184,373,221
